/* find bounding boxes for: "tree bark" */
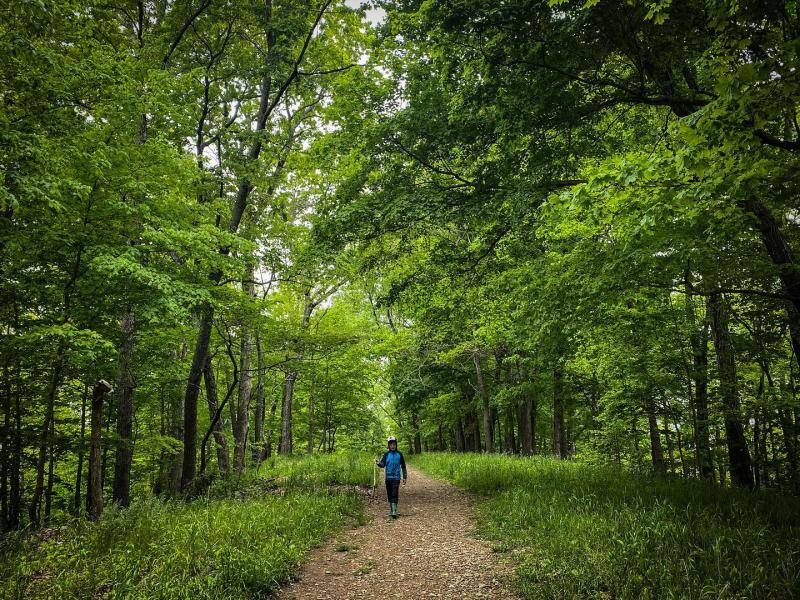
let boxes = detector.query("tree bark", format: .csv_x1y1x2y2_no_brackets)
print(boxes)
253,333,265,460
73,384,88,516
181,311,212,490
687,290,714,480
263,391,280,460
553,364,567,459
233,323,253,472
44,419,55,523
708,292,754,488
779,381,799,490
279,370,296,455
518,394,533,456
455,417,465,452
504,407,517,454
1,364,10,530
742,198,800,368
474,352,494,452
113,310,135,507
758,407,770,487
87,380,112,520
8,364,21,529
278,287,327,456
29,344,65,527
203,354,230,475
413,411,422,454
647,399,666,473
473,409,482,452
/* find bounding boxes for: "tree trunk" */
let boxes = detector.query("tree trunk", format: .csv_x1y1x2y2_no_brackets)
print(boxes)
262,390,280,461
306,365,319,455
694,330,713,479
553,364,567,459
73,384,88,516
1,365,10,530
113,310,135,507
754,406,763,489
44,420,55,523
647,400,666,473
279,371,296,455
87,381,112,520
664,421,675,474
8,365,21,529
686,289,714,480
676,424,689,477
743,198,800,368
473,409,482,452
779,402,799,490
234,322,253,472
455,417,465,452
100,397,114,505
253,333,265,460
474,353,494,452
518,394,533,456
412,411,422,454
181,310,213,490
759,407,770,487
493,408,501,449
504,407,517,454
708,292,754,488
203,355,230,475
29,344,65,527
307,390,315,455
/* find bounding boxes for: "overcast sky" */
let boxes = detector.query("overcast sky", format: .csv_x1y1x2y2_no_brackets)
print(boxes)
344,0,386,25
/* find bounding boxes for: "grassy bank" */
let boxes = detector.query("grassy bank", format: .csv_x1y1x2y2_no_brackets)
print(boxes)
0,452,373,600
412,453,800,600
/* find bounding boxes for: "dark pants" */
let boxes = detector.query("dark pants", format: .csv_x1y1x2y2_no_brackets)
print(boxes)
385,479,400,505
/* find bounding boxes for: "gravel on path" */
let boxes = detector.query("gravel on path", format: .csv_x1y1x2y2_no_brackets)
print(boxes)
278,465,517,599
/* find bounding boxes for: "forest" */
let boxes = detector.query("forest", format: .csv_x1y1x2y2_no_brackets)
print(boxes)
2,0,800,598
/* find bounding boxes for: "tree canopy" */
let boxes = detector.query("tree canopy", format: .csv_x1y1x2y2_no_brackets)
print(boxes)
2,0,800,535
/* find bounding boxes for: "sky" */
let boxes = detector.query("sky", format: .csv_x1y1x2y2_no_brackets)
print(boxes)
344,0,387,25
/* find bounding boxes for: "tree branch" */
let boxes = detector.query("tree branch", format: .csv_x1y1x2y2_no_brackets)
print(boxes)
162,0,213,69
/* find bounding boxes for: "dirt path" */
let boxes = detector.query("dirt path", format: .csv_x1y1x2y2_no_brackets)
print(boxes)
278,466,517,599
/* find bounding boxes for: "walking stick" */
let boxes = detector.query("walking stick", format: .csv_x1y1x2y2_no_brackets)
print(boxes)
372,460,377,497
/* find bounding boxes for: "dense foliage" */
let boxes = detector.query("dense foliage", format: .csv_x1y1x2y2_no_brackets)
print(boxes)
2,0,800,596
315,0,800,494
1,0,386,530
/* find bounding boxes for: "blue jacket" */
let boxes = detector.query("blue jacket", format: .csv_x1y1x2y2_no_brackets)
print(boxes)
377,450,407,481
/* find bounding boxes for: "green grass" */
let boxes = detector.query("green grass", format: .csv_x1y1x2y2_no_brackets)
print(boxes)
0,452,373,600
412,452,800,600
260,450,374,490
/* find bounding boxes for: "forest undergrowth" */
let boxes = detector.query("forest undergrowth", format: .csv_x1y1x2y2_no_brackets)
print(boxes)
413,453,800,600
0,453,373,600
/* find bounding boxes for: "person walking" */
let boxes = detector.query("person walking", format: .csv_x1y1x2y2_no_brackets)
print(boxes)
375,436,408,518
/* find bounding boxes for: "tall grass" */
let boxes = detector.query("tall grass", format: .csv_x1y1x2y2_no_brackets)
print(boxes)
0,451,374,600
263,450,375,490
413,453,800,600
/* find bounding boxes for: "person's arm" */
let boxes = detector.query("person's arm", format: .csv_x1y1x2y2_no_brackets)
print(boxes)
400,452,408,480
376,452,388,468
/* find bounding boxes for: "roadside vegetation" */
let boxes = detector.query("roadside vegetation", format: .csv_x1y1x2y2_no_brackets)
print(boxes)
0,452,372,600
414,453,800,600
